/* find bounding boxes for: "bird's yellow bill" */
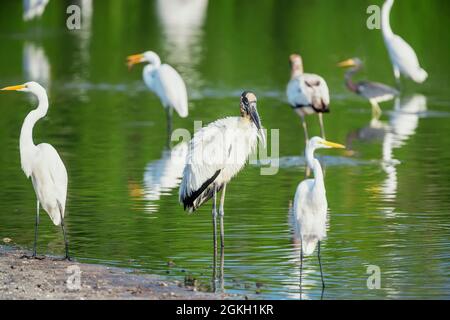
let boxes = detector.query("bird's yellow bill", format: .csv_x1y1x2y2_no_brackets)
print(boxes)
127,53,144,68
323,140,346,149
337,59,356,68
1,84,25,91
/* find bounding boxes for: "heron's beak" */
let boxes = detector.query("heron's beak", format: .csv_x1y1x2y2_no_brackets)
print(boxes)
127,53,144,69
1,84,26,91
323,140,346,149
249,102,266,148
337,59,356,68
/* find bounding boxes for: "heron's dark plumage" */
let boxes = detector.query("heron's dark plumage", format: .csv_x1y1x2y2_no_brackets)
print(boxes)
356,81,399,100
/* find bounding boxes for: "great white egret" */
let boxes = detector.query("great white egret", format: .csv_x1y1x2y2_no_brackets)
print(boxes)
293,137,345,289
127,51,189,137
1,82,70,260
23,0,49,21
179,91,265,249
287,54,330,143
382,0,428,84
338,58,399,118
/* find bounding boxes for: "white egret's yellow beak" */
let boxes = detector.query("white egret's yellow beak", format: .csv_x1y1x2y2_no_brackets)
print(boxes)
323,140,346,149
337,59,356,68
1,84,26,91
127,53,144,69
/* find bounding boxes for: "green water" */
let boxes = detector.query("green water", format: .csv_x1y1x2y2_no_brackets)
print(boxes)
0,0,449,299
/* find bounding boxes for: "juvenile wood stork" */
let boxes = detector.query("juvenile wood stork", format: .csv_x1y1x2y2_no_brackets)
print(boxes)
1,82,70,260
127,51,188,138
382,0,428,84
338,57,399,119
287,54,330,143
179,92,265,249
293,137,345,290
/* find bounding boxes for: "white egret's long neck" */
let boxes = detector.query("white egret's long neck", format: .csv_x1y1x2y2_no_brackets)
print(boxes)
20,89,49,176
306,146,324,188
382,0,394,39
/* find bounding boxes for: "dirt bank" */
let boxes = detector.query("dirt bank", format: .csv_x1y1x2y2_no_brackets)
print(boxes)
0,246,234,300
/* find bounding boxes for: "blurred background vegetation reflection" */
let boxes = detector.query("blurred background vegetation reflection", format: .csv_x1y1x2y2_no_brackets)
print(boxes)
0,0,449,299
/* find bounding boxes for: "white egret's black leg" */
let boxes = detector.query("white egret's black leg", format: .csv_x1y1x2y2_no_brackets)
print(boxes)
21,201,44,260
59,205,71,261
165,107,173,148
318,241,325,290
300,243,303,300
318,113,326,140
219,184,227,249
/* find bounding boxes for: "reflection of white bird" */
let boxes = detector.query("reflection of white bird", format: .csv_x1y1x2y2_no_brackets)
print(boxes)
127,51,189,124
23,42,51,90
179,92,265,249
287,54,330,143
1,82,70,260
23,0,49,21
293,137,345,289
382,0,428,84
143,142,188,213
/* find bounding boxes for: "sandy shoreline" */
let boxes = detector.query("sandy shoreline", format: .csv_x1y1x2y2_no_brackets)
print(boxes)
0,245,234,300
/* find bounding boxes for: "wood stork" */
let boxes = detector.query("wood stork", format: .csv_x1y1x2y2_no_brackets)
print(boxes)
382,0,428,84
127,51,188,138
179,91,265,249
293,137,345,290
338,57,399,119
287,54,330,143
1,82,70,260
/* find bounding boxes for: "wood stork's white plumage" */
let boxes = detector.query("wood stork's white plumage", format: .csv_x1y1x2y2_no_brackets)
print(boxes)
1,82,70,260
127,51,189,120
382,0,428,84
23,0,49,21
293,137,345,289
179,92,265,249
287,54,330,143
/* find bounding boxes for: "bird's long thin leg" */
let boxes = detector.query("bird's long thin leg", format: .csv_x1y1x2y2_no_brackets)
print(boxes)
219,246,225,292
300,243,303,300
166,107,173,148
318,241,325,290
212,187,218,258
370,100,382,120
59,203,71,261
219,183,227,249
300,114,309,145
33,200,40,257
318,113,326,140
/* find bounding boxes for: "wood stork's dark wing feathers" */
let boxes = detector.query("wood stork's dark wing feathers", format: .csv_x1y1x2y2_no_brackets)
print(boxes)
182,169,221,212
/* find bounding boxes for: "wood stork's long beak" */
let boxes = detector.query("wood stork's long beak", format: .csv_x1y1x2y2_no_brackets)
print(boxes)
127,53,144,69
249,102,266,148
337,59,356,68
1,84,26,91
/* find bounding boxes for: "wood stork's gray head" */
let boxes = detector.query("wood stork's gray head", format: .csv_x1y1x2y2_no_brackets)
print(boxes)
1,81,45,94
337,57,362,69
240,91,266,147
308,136,346,151
289,54,304,74
127,51,161,69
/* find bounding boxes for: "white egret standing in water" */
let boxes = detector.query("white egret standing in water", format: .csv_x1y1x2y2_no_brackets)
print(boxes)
179,91,265,250
293,137,345,290
127,51,188,139
382,0,428,84
287,54,330,143
1,82,70,260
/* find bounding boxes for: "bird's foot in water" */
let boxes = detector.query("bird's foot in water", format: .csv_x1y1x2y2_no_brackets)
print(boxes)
52,255,72,262
20,254,45,260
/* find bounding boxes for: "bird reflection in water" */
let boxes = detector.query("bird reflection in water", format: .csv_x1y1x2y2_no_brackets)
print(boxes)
23,42,51,92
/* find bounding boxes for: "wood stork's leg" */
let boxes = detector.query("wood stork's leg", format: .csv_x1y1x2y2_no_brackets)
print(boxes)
219,183,227,249
318,241,325,290
301,115,309,145
318,113,326,140
59,204,71,261
300,242,303,300
212,187,218,254
219,246,225,292
370,100,382,120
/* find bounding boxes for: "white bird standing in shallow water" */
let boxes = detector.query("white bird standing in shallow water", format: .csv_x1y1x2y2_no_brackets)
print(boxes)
382,0,428,85
287,54,330,143
179,92,265,250
127,51,188,138
293,137,345,290
1,82,70,260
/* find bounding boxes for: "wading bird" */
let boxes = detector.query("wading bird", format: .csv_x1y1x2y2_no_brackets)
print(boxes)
382,0,428,84
338,58,399,119
127,51,188,137
287,54,330,143
1,82,70,260
179,91,265,250
293,137,345,290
